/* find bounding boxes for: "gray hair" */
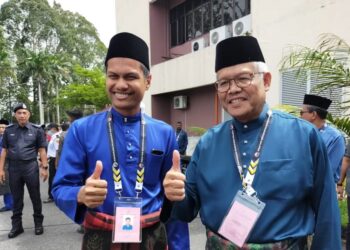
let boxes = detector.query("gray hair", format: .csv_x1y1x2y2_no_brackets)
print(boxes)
140,63,150,77
255,62,269,73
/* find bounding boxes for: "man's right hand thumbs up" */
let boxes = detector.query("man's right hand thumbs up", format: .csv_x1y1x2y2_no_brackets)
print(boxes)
163,150,186,201
77,160,108,208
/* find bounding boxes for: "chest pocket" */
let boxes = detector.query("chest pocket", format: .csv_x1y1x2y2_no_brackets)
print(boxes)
255,159,304,200
143,151,164,186
7,134,17,145
24,133,36,145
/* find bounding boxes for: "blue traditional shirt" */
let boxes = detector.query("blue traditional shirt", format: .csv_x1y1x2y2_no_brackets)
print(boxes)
52,108,177,224
319,123,345,182
172,104,341,249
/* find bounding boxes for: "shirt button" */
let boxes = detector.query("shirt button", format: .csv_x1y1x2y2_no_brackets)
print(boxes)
128,143,131,147
126,130,130,134
243,125,248,129
242,152,246,156
243,165,247,168
129,155,133,159
244,140,248,144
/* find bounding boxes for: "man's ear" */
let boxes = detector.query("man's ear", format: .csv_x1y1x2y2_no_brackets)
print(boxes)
263,72,272,92
145,74,152,90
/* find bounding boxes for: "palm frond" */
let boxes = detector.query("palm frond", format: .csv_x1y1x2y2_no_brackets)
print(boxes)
280,33,350,90
327,114,350,137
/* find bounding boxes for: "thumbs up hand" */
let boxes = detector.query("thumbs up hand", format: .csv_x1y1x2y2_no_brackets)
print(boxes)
163,150,186,201
77,160,108,208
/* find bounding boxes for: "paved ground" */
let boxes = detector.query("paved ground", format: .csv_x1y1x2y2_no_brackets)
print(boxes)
0,180,206,250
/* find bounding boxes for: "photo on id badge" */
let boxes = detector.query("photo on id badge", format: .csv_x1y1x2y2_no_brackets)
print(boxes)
113,207,141,243
122,216,133,231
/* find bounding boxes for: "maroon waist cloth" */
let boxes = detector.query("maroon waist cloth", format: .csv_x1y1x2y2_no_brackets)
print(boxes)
83,210,161,231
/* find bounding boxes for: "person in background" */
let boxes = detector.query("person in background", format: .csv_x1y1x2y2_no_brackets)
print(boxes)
0,118,13,212
163,36,341,249
300,94,346,184
52,32,184,249
0,103,48,238
44,123,60,203
66,109,83,124
55,122,70,169
57,111,83,234
337,140,350,250
175,121,188,156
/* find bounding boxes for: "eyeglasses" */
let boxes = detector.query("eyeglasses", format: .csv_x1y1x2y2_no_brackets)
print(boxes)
214,72,264,93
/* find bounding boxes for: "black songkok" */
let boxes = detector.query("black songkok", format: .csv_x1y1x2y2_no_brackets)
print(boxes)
0,119,9,125
215,36,265,72
13,103,29,113
303,94,332,110
105,32,150,70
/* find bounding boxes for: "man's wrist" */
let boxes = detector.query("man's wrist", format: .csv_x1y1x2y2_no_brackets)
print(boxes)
337,182,343,186
41,165,48,170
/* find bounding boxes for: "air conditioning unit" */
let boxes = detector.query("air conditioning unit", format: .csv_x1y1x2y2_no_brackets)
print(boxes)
232,14,252,37
191,38,205,52
210,25,231,46
173,96,187,109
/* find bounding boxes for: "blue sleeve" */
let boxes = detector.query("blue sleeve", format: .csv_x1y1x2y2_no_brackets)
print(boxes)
37,127,47,148
310,130,342,250
166,219,190,250
328,134,346,182
51,122,88,224
2,130,9,149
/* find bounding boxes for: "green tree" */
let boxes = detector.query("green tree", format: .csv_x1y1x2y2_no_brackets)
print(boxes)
281,33,350,91
0,25,16,120
58,65,109,113
0,0,106,123
17,49,71,122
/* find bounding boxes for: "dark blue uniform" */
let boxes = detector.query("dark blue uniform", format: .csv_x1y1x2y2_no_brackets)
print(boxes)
2,123,47,230
176,129,188,155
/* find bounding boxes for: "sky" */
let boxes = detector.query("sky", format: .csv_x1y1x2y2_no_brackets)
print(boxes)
0,0,117,46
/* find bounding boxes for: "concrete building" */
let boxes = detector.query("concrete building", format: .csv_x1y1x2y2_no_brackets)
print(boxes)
115,0,350,134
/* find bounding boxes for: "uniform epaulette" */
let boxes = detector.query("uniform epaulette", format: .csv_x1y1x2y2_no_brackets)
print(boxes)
31,123,41,128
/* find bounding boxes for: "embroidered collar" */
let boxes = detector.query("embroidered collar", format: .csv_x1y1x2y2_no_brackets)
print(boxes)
111,107,142,124
232,104,269,132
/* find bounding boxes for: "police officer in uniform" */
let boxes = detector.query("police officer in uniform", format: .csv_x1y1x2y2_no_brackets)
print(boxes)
0,103,48,238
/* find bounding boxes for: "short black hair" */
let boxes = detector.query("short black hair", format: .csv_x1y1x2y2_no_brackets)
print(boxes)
66,109,83,121
0,119,9,125
47,123,59,130
61,122,70,131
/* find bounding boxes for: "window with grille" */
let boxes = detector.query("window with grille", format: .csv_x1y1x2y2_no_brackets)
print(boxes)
170,0,250,47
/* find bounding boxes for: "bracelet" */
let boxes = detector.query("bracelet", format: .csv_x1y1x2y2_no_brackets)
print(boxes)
41,166,48,170
337,183,343,186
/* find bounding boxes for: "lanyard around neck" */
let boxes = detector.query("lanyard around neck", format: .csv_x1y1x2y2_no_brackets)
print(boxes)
107,109,146,197
231,110,272,196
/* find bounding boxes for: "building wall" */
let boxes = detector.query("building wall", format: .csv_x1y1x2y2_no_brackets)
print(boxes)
152,85,219,130
116,0,153,115
252,0,350,106
116,0,350,124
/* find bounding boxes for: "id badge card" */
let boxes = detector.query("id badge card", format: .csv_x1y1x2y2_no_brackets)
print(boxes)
112,197,142,243
218,190,265,247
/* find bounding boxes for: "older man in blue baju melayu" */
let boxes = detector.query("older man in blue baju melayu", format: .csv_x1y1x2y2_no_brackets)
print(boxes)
163,36,341,250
